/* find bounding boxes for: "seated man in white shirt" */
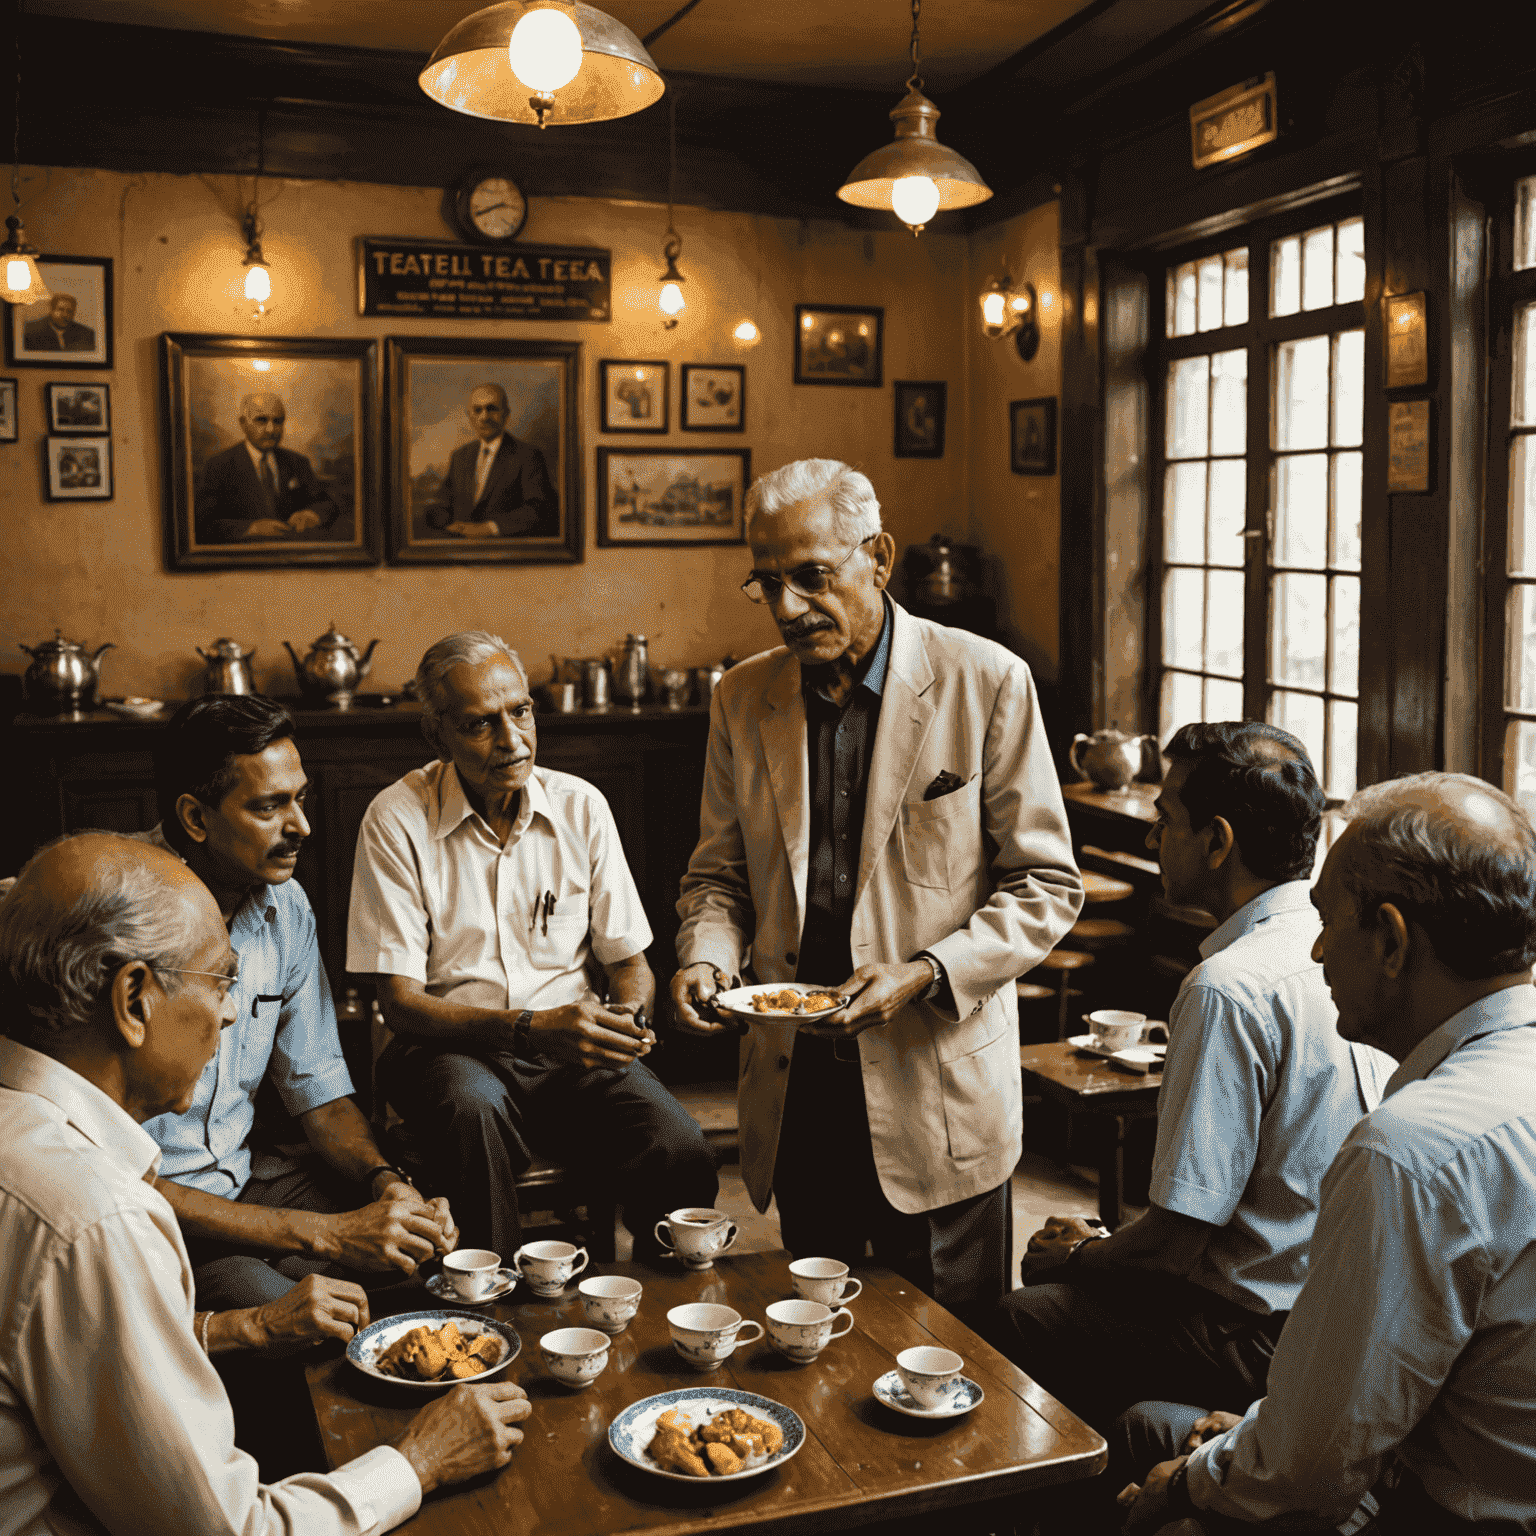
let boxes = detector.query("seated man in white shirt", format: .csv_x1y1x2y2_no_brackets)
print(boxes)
1123,772,1536,1536
0,831,531,1536
348,631,717,1261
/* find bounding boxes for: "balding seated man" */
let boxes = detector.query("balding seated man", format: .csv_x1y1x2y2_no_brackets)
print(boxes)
0,832,531,1534
1121,772,1536,1536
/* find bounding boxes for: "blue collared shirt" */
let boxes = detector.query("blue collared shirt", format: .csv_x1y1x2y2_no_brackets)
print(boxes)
1189,985,1536,1528
1151,881,1392,1314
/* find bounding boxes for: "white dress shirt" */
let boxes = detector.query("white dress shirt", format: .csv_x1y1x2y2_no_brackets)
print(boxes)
346,761,652,1011
1187,985,1536,1529
0,1037,421,1536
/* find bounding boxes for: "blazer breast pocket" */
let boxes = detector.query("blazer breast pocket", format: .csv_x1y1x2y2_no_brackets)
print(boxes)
898,778,980,890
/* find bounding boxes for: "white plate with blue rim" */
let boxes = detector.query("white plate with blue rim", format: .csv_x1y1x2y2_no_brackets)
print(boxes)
347,1309,521,1391
873,1368,985,1419
710,983,848,1025
608,1386,806,1482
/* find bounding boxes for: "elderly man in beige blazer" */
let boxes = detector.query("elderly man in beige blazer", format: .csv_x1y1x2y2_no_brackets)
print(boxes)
672,458,1083,1321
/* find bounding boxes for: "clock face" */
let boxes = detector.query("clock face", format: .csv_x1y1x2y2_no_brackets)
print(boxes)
460,175,527,243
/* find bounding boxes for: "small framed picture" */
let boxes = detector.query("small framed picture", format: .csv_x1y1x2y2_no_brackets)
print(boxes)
1385,290,1429,390
45,434,112,500
1010,397,1058,475
0,377,16,442
894,380,946,458
794,304,883,387
1387,399,1432,493
599,359,669,433
596,446,750,547
46,381,110,433
6,256,112,369
681,363,745,431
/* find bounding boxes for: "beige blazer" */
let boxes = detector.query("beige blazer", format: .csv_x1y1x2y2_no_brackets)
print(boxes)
676,602,1083,1215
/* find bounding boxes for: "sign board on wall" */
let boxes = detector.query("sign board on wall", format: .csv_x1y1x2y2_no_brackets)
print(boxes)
1189,74,1278,170
358,238,611,322
1387,399,1432,493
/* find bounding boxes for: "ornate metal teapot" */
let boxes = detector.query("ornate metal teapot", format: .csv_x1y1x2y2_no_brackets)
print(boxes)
19,630,114,715
1069,726,1157,791
196,638,257,696
282,623,378,709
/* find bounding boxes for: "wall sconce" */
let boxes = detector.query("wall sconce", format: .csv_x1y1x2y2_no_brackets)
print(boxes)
980,273,1038,361
732,320,760,345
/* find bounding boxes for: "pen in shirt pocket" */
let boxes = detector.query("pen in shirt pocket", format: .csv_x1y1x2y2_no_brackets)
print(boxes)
530,889,555,935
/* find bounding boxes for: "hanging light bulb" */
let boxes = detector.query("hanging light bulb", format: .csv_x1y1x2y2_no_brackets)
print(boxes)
238,109,275,320
889,174,940,231
1,10,50,307
508,6,583,91
733,320,760,344
657,92,685,329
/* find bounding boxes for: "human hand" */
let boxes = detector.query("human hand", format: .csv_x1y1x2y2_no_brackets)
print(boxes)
445,520,500,540
394,1382,532,1497
670,962,735,1037
374,1179,458,1255
798,961,933,1039
1120,1456,1187,1536
324,1194,449,1274
1184,1410,1243,1452
244,518,292,538
1023,1214,1107,1274
287,508,323,532
252,1274,370,1354
530,998,653,1070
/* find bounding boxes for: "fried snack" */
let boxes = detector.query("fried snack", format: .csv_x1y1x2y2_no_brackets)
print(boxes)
376,1320,500,1382
749,989,841,1015
647,1406,784,1476
703,1442,743,1475
648,1411,710,1478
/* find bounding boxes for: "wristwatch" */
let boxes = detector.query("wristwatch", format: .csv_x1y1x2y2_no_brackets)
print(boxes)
1064,1233,1107,1267
512,1008,534,1055
915,952,944,1001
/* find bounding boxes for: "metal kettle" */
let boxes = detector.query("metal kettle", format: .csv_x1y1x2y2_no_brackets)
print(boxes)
1069,726,1158,791
282,623,379,709
19,630,115,715
614,634,650,707
196,638,257,696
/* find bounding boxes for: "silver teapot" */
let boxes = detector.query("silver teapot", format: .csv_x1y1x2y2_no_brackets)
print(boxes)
20,630,114,716
1069,726,1157,791
283,623,379,709
613,634,650,707
196,638,257,696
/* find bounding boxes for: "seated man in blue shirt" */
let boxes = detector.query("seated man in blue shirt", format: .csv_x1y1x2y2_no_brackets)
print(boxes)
995,722,1390,1461
1122,772,1536,1536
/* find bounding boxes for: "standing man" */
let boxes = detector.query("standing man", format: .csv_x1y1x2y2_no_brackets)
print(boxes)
422,383,558,540
22,291,94,351
671,458,1083,1322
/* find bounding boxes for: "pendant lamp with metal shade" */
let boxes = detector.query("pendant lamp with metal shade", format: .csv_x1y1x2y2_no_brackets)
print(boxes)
837,0,992,236
420,0,665,130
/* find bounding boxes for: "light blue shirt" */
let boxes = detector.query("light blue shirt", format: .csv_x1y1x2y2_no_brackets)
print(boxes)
143,844,354,1198
1151,881,1392,1314
1190,985,1536,1529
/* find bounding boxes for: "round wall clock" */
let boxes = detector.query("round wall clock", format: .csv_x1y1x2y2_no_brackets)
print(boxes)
454,172,528,244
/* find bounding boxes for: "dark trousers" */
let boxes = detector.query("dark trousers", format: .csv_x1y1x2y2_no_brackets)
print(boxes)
772,1033,1012,1330
377,1042,718,1260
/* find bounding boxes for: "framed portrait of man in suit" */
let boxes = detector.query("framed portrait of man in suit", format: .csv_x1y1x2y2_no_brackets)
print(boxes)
384,335,581,566
160,332,382,570
6,256,112,370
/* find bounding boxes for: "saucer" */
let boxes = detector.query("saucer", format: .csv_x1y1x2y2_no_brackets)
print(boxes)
425,1269,517,1306
873,1368,985,1419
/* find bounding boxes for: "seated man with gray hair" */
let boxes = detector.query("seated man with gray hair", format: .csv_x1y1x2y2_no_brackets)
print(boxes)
348,631,717,1260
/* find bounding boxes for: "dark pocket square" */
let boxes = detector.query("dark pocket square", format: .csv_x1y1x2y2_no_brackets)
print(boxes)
923,770,966,802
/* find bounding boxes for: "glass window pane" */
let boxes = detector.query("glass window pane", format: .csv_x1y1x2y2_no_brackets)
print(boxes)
1167,356,1210,459
1301,225,1335,311
1206,571,1245,677
1205,676,1245,721
1173,261,1198,336
1274,454,1329,568
1163,568,1205,669
1331,452,1363,570
1516,177,1536,274
1330,575,1360,695
1270,690,1325,778
1511,436,1536,575
1275,335,1332,450
1210,348,1247,456
1332,329,1365,447
1209,459,1247,568
1165,267,1177,339
1164,463,1207,562
1224,248,1249,327
1503,718,1536,819
1271,235,1301,316
1161,669,1203,742
1328,700,1358,799
1506,583,1536,712
1197,255,1225,332
1514,303,1536,427
1336,217,1365,302
1272,572,1329,688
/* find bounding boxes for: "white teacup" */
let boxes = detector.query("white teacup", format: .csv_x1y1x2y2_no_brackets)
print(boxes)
667,1302,764,1370
579,1275,643,1335
1086,1009,1147,1053
765,1299,854,1363
512,1239,589,1296
539,1326,610,1389
896,1345,965,1410
788,1256,864,1307
441,1248,509,1302
654,1207,738,1271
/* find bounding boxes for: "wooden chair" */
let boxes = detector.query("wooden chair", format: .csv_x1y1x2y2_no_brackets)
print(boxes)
1033,948,1095,1040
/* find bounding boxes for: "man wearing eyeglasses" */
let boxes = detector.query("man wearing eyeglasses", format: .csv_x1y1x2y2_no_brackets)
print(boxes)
671,458,1083,1322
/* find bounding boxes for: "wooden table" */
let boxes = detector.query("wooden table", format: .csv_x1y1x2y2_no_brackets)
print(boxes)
1019,1041,1163,1231
306,1250,1105,1534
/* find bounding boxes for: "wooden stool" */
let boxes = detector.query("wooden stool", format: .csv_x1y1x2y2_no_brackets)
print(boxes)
1080,869,1135,905
1067,916,1136,950
1035,948,1095,1039
1081,844,1161,883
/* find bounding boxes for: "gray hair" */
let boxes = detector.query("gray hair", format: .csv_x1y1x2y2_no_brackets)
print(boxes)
470,383,508,409
745,459,882,543
237,391,283,419
415,630,526,748
0,832,201,1047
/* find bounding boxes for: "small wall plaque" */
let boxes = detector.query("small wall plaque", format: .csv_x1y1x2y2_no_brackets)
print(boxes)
1387,399,1431,493
1385,291,1429,389
1190,74,1278,170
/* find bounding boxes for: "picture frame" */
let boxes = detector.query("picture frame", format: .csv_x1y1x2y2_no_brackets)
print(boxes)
386,335,582,567
0,377,16,442
1385,290,1429,390
6,256,112,369
793,304,883,387
681,363,745,431
46,381,110,434
1387,399,1432,493
596,446,750,547
160,332,382,571
45,434,112,500
599,359,668,433
894,380,946,458
1010,397,1058,475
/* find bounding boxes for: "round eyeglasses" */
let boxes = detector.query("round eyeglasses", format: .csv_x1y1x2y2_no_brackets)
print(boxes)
741,535,875,605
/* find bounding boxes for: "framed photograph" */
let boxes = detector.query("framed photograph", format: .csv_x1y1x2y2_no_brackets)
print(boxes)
1386,290,1429,389
1387,399,1432,493
596,447,750,547
0,378,15,442
45,434,111,500
599,359,668,433
1010,397,1058,475
161,332,382,570
386,335,581,566
681,363,745,431
6,256,112,369
894,380,946,458
46,381,110,433
793,304,883,387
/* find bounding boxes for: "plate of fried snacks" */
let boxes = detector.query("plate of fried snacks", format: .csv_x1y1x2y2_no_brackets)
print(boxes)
710,982,847,1025
608,1387,806,1483
348,1310,521,1391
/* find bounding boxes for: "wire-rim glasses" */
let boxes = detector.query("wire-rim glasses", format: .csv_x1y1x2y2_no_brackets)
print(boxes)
741,535,876,605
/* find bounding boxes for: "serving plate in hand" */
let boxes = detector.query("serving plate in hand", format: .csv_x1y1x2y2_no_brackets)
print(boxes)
711,982,847,1025
609,1386,806,1483
347,1309,521,1391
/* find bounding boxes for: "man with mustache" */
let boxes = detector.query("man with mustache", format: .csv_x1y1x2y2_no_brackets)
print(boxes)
671,459,1083,1322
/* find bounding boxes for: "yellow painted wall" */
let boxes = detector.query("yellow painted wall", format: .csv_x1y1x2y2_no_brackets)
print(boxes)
1,164,973,699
